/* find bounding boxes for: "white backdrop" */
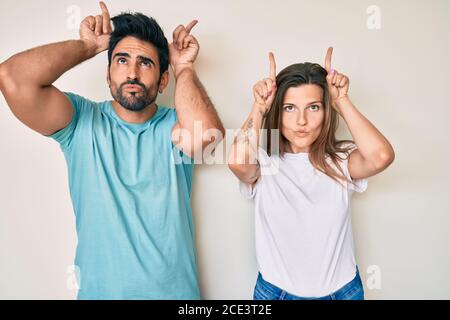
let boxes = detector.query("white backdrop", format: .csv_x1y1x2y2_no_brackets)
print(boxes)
1,0,449,299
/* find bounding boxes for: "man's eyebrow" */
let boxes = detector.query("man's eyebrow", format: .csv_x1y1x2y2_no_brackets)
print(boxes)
113,52,131,59
137,55,155,66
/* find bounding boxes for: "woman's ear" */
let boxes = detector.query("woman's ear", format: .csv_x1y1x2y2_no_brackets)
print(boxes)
158,71,170,93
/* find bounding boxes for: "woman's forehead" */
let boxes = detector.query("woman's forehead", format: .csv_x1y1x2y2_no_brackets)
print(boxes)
283,84,323,105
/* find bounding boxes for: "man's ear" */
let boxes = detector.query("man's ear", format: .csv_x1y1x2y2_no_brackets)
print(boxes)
158,71,170,93
107,66,111,87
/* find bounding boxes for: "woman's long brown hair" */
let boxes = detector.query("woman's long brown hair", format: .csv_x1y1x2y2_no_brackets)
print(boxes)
264,62,354,185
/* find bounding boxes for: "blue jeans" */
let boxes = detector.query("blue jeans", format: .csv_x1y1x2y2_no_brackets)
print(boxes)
253,268,365,300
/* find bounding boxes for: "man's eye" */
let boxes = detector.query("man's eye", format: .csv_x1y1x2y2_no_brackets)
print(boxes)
140,61,151,67
283,105,295,112
118,58,127,64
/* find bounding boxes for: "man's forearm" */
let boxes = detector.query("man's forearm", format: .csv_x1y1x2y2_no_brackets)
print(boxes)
1,39,98,88
174,66,224,135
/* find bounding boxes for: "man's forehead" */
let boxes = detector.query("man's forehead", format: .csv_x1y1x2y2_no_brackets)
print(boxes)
113,36,159,60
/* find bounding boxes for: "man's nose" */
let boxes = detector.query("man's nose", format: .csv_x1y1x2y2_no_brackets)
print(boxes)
127,62,139,81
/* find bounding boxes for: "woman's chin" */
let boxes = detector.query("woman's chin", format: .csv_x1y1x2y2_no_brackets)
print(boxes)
286,139,312,153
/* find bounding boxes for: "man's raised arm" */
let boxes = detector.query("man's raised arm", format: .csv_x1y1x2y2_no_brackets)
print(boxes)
169,20,225,159
0,2,112,136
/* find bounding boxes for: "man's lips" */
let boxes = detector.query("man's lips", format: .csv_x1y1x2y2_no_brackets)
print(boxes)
123,84,143,92
123,84,143,91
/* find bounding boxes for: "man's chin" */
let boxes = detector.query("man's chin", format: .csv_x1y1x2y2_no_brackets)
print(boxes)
111,88,157,112
122,104,148,112
119,97,156,112
125,91,144,97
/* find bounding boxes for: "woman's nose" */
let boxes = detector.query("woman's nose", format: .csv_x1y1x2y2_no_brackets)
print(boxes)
297,111,307,126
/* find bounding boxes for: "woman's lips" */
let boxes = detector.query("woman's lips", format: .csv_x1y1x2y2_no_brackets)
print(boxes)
295,131,309,137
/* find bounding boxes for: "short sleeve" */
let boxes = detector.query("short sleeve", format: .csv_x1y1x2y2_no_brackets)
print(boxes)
166,107,195,194
349,173,368,193
48,92,85,151
239,180,256,199
345,145,369,193
170,107,197,164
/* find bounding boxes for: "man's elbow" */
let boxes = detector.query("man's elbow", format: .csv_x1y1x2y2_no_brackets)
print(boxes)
218,124,226,139
0,62,9,92
201,123,225,148
0,62,18,94
209,122,225,141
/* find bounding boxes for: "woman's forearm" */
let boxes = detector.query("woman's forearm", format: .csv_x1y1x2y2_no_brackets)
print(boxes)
335,96,395,164
229,104,265,170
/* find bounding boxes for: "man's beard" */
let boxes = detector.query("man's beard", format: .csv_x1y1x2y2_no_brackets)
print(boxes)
111,80,158,112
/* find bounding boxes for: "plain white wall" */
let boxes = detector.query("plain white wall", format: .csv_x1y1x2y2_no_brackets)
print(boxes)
1,0,449,299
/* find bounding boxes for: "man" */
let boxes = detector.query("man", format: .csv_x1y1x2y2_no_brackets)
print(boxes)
0,2,224,299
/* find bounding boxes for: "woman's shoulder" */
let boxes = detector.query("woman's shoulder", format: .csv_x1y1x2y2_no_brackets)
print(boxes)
333,141,357,160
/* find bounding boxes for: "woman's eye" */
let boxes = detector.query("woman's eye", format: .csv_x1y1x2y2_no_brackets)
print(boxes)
283,105,295,112
309,105,320,111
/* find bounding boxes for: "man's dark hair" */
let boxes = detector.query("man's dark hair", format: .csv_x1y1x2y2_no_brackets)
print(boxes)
108,13,169,76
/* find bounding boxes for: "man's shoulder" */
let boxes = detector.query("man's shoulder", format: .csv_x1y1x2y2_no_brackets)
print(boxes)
63,92,106,112
158,105,176,114
156,105,178,123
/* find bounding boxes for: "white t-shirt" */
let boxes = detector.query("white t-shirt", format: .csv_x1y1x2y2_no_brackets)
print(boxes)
239,146,368,297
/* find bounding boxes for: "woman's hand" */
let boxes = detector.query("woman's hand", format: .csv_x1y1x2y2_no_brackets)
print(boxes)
324,47,350,110
253,52,277,117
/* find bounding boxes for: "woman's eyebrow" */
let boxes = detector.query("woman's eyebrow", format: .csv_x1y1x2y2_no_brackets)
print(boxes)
306,100,323,105
283,100,323,106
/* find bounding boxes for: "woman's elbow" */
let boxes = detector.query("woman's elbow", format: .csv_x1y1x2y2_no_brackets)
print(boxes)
374,146,395,171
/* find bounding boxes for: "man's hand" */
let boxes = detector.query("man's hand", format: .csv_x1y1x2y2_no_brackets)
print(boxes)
0,1,114,136
79,1,112,55
169,20,200,77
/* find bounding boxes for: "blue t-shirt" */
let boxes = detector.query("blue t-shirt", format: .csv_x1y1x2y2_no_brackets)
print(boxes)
50,92,199,300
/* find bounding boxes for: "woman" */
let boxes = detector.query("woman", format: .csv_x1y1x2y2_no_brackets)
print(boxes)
228,48,395,300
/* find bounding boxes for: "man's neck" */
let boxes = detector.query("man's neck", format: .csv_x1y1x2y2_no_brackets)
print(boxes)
111,100,158,124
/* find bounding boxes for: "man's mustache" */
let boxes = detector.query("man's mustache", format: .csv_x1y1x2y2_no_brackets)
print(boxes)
120,80,146,91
